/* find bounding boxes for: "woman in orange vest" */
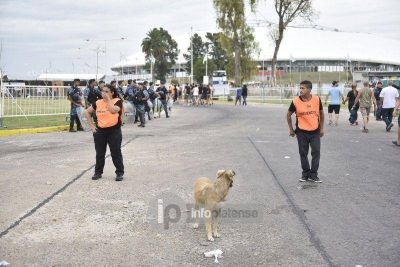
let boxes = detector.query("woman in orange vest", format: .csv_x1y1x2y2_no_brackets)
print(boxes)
85,85,124,181
287,80,325,183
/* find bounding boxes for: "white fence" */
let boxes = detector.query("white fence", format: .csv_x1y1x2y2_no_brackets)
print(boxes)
0,85,72,118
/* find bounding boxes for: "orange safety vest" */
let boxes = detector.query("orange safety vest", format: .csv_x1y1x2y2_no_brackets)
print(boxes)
95,98,120,128
293,95,320,131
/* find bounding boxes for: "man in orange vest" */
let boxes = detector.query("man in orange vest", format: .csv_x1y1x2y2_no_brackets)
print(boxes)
287,80,325,183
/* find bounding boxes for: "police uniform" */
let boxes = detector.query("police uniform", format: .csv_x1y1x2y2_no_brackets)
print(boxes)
133,89,146,126
92,97,124,177
68,86,83,131
156,86,169,118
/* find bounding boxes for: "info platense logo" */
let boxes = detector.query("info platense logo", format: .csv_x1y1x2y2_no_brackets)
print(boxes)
148,192,263,230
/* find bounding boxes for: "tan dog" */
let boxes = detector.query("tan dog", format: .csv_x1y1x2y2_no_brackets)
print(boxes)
193,170,235,241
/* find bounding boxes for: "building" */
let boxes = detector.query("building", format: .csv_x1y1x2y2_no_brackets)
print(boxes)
110,28,400,83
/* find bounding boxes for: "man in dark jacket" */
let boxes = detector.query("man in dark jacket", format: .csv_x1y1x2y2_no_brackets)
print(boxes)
68,78,84,132
156,81,169,118
242,84,248,106
374,82,383,120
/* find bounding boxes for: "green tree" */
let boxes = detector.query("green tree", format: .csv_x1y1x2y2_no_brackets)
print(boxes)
183,33,205,75
193,58,217,83
204,32,229,70
213,0,258,86
141,27,178,81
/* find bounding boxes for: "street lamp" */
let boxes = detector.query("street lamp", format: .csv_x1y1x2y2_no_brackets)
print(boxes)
84,37,127,77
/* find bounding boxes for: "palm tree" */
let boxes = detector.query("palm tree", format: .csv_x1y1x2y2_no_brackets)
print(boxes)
141,28,178,81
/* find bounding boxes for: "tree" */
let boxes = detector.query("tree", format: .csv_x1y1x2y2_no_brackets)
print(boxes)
183,33,205,75
204,32,229,70
269,0,314,86
193,58,217,83
141,27,178,81
213,0,258,86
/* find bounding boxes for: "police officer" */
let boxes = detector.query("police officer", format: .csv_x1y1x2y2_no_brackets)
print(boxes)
67,78,84,132
148,82,157,115
156,81,170,118
98,80,106,90
84,85,124,181
84,79,102,108
117,80,125,100
143,81,152,120
134,82,147,127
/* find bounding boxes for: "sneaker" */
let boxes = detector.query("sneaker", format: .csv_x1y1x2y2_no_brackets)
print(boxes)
299,177,309,182
392,141,400,146
92,174,102,180
115,174,124,181
138,124,145,127
69,128,76,132
309,177,322,183
386,123,394,132
77,127,84,131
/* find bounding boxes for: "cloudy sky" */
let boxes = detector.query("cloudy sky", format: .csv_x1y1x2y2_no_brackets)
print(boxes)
0,0,399,79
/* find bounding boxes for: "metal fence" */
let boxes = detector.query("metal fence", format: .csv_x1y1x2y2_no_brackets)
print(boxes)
0,85,71,118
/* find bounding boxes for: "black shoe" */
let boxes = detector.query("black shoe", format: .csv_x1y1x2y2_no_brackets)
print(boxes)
69,128,76,132
392,141,400,146
77,127,84,131
299,176,309,182
115,174,124,181
309,177,322,183
386,123,394,132
166,115,170,118
138,124,145,127
92,173,102,180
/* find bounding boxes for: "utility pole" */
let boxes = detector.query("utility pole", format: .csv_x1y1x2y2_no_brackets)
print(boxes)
190,26,193,85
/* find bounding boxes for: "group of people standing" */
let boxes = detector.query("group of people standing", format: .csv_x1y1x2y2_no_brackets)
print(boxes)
182,83,214,106
67,78,172,182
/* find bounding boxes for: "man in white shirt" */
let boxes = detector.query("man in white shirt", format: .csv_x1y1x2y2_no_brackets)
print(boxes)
380,83,399,132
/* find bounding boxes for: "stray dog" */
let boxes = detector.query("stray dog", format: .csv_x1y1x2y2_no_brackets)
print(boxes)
193,170,235,241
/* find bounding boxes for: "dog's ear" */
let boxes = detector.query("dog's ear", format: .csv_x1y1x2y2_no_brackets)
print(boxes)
216,170,226,177
227,170,236,178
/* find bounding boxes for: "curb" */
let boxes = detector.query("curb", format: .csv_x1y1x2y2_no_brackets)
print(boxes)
0,125,69,137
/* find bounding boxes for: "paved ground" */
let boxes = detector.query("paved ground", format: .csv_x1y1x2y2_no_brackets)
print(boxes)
0,102,399,267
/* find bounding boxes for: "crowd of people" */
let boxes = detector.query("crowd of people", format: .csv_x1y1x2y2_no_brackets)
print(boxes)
324,80,400,139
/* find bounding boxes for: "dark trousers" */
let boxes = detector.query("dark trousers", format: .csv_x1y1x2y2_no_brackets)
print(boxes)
93,127,124,175
160,99,169,117
235,96,242,105
296,130,320,178
382,108,394,127
348,105,358,123
70,114,82,129
242,96,247,106
135,104,145,125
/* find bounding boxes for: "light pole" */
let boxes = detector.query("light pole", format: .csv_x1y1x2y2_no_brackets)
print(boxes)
190,26,193,84
85,37,127,76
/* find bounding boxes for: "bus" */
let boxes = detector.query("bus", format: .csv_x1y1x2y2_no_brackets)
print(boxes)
211,70,230,96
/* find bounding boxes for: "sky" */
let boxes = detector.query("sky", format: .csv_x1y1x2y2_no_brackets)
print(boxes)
0,0,399,79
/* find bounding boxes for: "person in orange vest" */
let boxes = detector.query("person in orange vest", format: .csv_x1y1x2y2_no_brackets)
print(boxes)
84,85,125,181
287,80,325,183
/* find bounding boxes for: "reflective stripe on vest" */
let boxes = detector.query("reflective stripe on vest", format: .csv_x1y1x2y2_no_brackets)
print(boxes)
293,95,320,131
95,98,120,128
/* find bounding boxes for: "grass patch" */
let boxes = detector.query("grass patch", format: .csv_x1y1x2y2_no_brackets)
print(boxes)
0,115,69,130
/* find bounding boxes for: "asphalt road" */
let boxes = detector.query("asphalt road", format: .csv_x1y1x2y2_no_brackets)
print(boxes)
0,102,399,267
